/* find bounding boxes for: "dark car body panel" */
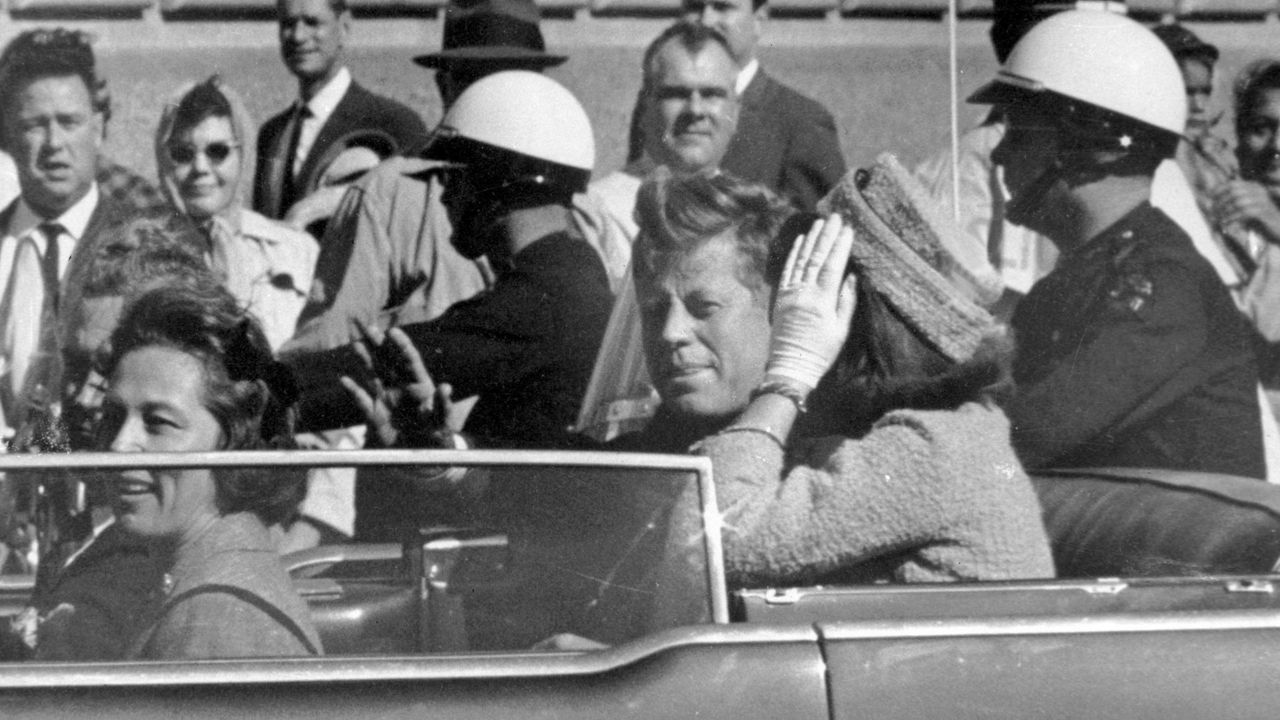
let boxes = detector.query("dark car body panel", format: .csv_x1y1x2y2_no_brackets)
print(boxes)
0,625,828,720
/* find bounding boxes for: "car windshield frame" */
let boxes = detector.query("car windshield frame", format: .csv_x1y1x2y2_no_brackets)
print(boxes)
0,448,727,679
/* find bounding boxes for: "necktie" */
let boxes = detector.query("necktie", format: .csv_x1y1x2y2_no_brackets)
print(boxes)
282,104,312,212
37,223,61,313
2,223,62,427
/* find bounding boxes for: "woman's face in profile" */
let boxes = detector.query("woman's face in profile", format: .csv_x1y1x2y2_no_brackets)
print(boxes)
168,114,241,220
103,345,224,542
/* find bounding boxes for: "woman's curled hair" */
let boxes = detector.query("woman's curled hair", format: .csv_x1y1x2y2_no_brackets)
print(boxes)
104,284,305,525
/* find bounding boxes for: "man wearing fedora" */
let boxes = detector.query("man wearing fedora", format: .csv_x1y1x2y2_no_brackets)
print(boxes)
278,0,624,367
254,0,428,224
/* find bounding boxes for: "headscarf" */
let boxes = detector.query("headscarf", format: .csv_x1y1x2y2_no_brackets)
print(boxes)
155,76,256,278
154,76,256,227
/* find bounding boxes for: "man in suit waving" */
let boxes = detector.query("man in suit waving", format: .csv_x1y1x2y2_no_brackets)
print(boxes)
255,0,428,224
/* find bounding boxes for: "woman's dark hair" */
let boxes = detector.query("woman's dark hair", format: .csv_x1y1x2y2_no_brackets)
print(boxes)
1234,59,1280,180
104,284,305,525
774,211,1010,437
800,285,1012,439
168,76,234,141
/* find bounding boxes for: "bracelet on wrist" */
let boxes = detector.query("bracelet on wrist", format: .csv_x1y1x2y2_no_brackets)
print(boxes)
717,425,787,451
750,380,809,414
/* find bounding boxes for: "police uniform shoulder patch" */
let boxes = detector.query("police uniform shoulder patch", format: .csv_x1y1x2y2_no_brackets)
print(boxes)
1106,270,1154,315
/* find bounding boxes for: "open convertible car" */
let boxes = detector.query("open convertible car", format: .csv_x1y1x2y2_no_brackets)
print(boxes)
2,448,1280,719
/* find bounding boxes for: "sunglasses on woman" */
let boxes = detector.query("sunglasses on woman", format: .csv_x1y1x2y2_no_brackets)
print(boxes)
167,142,238,165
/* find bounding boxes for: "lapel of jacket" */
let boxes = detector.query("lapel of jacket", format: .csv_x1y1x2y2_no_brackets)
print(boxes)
263,106,302,218
60,192,125,309
724,69,779,182
294,81,365,196
738,68,771,117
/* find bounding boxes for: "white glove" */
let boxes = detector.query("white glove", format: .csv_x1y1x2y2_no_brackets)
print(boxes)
766,214,857,392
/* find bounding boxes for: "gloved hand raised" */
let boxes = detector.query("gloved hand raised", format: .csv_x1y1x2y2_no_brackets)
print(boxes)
766,213,858,394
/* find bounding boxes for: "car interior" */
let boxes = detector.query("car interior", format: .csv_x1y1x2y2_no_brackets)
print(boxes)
4,451,1280,659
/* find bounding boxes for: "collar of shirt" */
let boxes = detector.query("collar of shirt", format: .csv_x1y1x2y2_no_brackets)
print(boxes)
1061,201,1153,268
8,182,99,279
300,65,352,125
736,58,759,96
237,209,317,296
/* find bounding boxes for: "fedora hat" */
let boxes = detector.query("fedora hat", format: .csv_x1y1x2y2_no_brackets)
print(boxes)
414,0,567,69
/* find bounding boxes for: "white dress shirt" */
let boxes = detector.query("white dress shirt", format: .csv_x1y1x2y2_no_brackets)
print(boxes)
736,58,759,96
0,184,99,434
2,182,97,287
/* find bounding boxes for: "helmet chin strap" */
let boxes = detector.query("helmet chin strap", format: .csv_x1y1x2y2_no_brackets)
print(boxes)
1005,145,1117,230
1004,159,1065,230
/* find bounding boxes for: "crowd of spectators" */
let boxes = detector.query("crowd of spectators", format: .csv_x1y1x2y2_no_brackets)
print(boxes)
0,0,1278,660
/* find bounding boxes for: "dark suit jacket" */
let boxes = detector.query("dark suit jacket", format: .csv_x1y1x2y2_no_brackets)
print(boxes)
626,68,846,211
30,522,162,660
253,80,428,221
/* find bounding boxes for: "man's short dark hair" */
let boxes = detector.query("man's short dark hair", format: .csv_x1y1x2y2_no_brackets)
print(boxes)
0,28,110,133
641,22,737,98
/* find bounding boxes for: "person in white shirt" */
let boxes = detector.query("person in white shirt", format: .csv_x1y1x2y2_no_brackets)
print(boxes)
253,0,427,226
0,28,133,438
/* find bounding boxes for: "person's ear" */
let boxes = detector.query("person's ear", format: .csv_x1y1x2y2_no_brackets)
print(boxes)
338,9,353,45
752,1,768,35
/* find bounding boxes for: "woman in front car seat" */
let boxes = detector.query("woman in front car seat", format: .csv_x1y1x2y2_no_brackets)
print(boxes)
100,283,321,659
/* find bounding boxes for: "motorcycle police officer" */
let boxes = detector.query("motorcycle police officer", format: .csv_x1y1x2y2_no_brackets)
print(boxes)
970,10,1267,478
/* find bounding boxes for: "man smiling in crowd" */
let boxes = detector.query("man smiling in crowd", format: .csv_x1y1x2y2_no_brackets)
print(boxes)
624,0,843,210
255,0,426,223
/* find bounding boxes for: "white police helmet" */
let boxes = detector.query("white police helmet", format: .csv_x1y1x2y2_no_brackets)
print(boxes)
971,9,1185,157
426,70,594,194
